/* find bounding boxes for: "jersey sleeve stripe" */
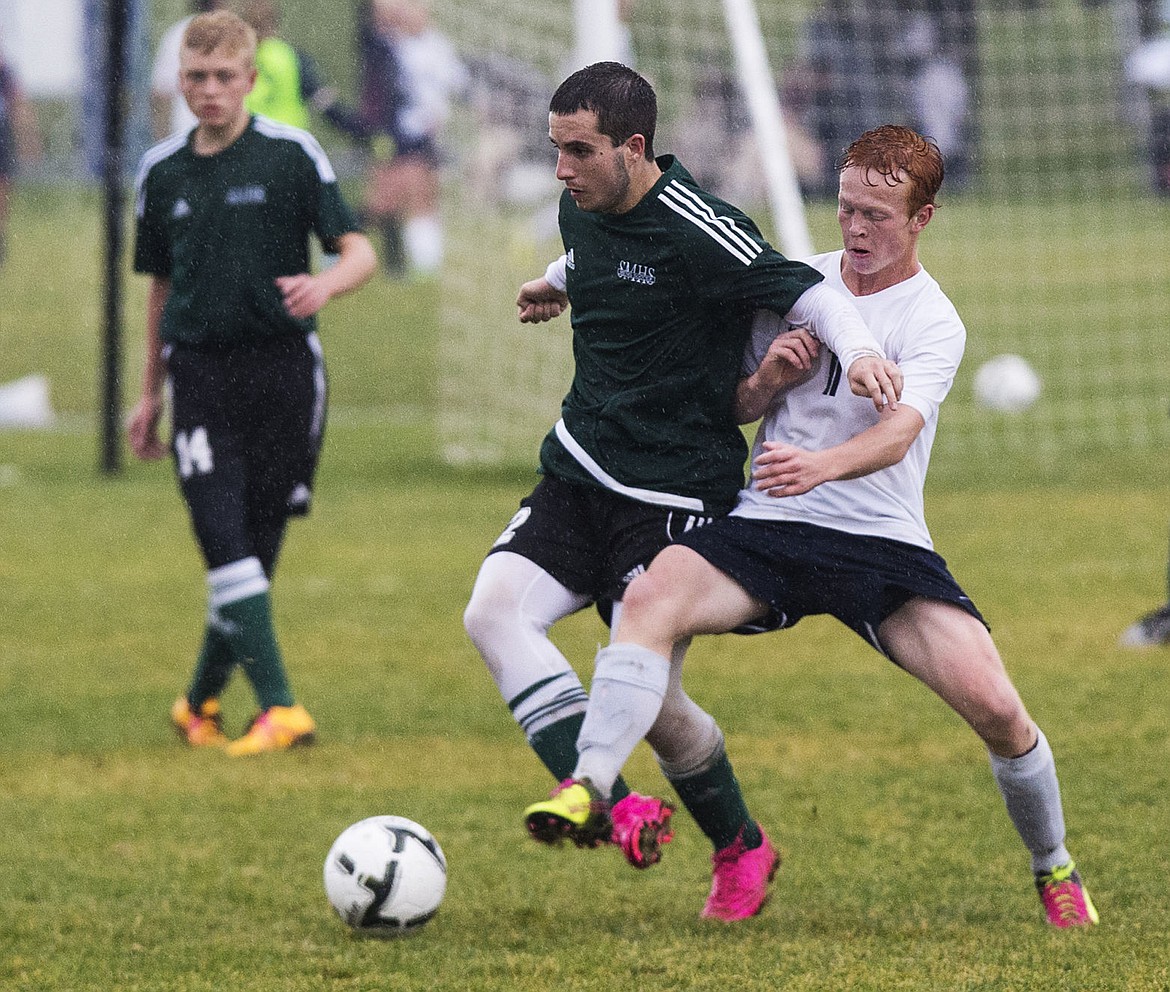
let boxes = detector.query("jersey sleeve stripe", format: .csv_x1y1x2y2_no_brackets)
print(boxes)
252,114,337,182
658,180,764,264
133,134,188,217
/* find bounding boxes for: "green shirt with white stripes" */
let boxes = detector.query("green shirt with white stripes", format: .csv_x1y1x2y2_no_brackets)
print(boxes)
133,115,358,347
540,155,823,514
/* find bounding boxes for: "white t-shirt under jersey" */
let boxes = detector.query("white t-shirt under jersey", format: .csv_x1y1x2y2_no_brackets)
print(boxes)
732,249,966,550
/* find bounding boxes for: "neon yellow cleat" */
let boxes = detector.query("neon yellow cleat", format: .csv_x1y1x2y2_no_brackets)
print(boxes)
226,704,316,756
171,696,228,748
524,778,612,849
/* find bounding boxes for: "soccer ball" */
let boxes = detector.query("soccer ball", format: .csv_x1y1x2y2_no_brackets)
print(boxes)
972,353,1042,412
323,816,447,936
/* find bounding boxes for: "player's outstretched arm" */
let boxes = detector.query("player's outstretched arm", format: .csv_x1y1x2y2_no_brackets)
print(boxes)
784,282,901,410
751,403,925,497
277,232,377,320
517,276,569,324
735,327,819,424
128,275,171,461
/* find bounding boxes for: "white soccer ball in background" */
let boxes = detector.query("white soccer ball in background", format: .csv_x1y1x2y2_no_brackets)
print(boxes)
323,816,447,936
972,353,1042,412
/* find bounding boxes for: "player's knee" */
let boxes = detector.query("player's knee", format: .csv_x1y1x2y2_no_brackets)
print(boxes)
463,565,529,652
620,558,691,636
972,681,1031,750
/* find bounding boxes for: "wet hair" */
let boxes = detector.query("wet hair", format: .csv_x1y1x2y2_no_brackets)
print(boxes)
550,61,656,159
182,10,258,64
839,125,944,215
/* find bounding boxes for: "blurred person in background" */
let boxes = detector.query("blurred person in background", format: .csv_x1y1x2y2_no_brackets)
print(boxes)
129,11,376,755
241,0,367,139
0,34,43,268
1120,532,1170,646
151,0,227,140
356,0,467,277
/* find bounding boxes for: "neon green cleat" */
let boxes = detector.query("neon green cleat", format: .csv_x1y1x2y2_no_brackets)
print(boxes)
1035,861,1099,927
524,778,613,849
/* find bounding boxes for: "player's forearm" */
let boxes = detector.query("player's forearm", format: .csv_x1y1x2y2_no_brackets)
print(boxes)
320,232,377,300
785,282,884,371
142,277,170,398
818,405,923,481
735,368,784,424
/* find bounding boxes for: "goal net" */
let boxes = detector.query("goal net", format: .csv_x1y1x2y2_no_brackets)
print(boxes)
430,0,1170,479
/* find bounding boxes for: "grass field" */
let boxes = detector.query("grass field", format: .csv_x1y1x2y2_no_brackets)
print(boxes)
2,179,1170,990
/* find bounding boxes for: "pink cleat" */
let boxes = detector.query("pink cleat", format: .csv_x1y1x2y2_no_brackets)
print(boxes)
610,792,676,869
1036,861,1099,927
701,826,779,921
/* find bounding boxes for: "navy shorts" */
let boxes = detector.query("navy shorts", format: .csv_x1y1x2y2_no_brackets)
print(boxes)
486,474,716,610
679,517,987,655
166,334,326,572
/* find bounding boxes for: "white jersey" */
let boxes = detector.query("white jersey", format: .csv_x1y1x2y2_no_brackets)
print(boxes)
151,17,198,139
732,249,965,550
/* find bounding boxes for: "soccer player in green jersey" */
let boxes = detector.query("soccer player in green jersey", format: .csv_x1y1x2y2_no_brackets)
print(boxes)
128,10,376,755
463,62,901,890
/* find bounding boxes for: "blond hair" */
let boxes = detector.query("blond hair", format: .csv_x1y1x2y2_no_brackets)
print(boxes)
182,9,258,64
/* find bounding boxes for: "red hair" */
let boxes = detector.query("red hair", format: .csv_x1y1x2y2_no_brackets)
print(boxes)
839,125,944,215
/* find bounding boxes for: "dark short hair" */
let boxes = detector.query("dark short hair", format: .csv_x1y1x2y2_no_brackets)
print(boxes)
550,61,656,159
838,125,944,215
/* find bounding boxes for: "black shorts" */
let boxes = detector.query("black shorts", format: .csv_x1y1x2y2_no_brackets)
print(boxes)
487,474,716,609
680,517,987,655
167,334,326,569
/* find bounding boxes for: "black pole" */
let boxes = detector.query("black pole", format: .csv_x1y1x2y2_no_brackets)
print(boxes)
100,0,128,475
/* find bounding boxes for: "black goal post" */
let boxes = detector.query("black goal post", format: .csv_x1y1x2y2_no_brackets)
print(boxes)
98,0,131,475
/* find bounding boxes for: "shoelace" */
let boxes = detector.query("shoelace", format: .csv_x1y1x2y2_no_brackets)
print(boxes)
1044,881,1086,923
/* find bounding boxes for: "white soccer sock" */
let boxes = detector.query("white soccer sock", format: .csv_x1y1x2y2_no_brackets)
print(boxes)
574,643,671,798
988,727,1072,874
403,215,444,274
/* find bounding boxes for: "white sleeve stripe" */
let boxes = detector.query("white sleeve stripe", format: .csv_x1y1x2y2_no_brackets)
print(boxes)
658,193,757,266
252,115,337,182
659,180,763,261
662,180,763,256
133,135,188,217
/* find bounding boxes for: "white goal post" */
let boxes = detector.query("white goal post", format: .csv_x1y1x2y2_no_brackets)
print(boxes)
429,0,1170,480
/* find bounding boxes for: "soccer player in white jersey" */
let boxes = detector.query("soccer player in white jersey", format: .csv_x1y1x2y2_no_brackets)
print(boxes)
526,125,1099,927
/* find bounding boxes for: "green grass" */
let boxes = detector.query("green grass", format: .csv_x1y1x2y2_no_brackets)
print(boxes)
2,184,1169,990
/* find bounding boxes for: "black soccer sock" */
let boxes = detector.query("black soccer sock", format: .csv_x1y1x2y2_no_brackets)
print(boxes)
667,749,761,852
188,622,235,708
528,713,632,801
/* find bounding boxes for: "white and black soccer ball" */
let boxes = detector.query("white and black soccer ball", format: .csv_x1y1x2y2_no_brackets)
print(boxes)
972,353,1042,412
323,816,447,936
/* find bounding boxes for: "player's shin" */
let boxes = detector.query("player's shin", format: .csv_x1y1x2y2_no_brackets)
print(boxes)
208,557,295,710
574,643,671,798
988,727,1071,873
658,728,762,852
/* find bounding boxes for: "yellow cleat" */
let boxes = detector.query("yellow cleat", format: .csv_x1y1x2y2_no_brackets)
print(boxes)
225,704,316,757
171,696,228,748
524,778,612,848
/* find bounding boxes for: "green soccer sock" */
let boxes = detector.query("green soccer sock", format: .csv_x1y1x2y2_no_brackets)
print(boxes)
187,621,236,709
209,558,294,711
528,713,632,802
667,748,761,852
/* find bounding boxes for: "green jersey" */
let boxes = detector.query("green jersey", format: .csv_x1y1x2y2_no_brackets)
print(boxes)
541,155,822,514
133,116,358,347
